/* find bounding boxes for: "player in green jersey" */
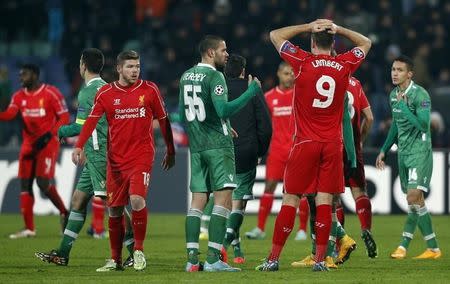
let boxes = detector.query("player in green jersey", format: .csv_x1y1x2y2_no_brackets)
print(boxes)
376,55,441,260
35,48,135,267
181,35,262,272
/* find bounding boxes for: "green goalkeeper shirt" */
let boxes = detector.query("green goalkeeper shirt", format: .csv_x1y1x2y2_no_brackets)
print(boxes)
58,77,107,155
381,80,432,155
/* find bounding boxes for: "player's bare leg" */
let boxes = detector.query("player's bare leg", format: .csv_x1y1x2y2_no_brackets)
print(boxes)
246,180,277,240
10,179,36,239
350,186,377,258
257,193,299,271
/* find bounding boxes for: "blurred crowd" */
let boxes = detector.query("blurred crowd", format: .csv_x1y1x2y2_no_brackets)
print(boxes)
0,0,449,148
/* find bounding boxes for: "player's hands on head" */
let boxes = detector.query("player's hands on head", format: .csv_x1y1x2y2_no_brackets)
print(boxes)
161,153,175,171
72,147,86,166
248,74,261,89
375,152,385,170
310,19,333,33
33,132,52,151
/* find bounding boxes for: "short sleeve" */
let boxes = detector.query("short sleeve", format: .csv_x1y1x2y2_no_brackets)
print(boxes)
336,47,365,74
210,72,228,104
147,81,167,120
48,86,69,115
359,86,370,110
279,40,310,73
9,92,21,109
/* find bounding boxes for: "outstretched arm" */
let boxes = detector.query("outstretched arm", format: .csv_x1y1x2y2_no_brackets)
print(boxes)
0,105,18,120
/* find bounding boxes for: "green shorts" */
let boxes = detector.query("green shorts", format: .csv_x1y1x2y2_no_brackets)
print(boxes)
189,147,237,192
232,168,256,200
76,157,107,197
398,150,433,193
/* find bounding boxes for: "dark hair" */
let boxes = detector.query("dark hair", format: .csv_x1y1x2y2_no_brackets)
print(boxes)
394,55,414,71
117,50,140,65
311,30,334,49
81,48,104,73
198,35,224,56
224,54,246,79
21,63,40,77
278,61,290,71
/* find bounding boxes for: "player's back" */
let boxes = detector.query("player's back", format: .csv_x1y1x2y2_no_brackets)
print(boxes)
264,87,293,151
293,54,352,142
80,78,108,151
179,63,233,153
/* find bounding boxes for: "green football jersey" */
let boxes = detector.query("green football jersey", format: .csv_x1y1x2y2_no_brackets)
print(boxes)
389,81,431,155
179,63,233,153
77,77,107,153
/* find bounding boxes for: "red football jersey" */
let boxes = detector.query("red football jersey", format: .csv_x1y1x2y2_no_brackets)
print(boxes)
87,79,167,171
346,76,370,151
8,84,68,142
264,86,294,154
279,40,365,142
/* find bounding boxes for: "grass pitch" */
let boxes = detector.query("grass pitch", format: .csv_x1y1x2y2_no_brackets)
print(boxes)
0,213,448,283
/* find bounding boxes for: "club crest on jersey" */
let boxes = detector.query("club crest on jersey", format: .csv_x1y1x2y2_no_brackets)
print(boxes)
22,100,26,106
352,48,364,58
114,98,121,105
139,95,145,106
281,42,297,54
39,98,44,108
214,85,224,96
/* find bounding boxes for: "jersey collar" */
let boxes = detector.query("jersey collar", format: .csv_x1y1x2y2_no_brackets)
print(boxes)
396,80,414,96
197,63,216,70
86,77,102,86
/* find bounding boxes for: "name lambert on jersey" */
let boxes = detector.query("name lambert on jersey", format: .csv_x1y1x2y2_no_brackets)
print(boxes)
114,107,146,119
311,59,343,71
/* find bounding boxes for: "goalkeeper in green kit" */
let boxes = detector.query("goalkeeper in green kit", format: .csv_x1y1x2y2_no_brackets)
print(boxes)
35,48,135,268
376,55,441,260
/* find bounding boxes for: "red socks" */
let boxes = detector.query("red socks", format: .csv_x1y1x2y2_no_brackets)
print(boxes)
132,207,148,251
91,197,105,234
355,195,372,230
315,204,332,263
109,215,125,263
336,203,345,227
258,193,274,231
46,185,67,215
298,197,309,231
20,192,35,231
269,205,296,261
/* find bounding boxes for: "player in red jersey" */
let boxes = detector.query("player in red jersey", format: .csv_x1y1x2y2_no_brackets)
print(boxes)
0,64,69,239
72,50,175,272
338,76,377,258
256,19,371,272
245,62,309,241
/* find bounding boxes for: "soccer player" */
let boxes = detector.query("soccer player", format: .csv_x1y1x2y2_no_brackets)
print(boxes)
221,54,272,264
256,19,371,272
245,62,310,242
34,48,135,267
181,35,261,272
72,50,176,271
0,63,69,239
376,55,441,260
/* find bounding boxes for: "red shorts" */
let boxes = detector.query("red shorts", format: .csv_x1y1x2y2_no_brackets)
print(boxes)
265,148,290,181
106,165,152,207
284,139,344,195
344,151,366,188
18,137,59,179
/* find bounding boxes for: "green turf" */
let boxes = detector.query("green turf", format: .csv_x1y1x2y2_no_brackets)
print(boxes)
0,213,448,283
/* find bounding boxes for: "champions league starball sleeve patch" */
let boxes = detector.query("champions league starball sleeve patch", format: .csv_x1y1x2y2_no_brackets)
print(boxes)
352,48,364,58
281,41,297,54
421,100,431,108
214,85,224,96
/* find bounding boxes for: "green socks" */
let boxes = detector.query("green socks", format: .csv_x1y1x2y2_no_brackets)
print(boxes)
400,205,419,249
206,205,230,264
417,206,438,249
58,210,86,257
223,210,244,249
186,208,202,264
